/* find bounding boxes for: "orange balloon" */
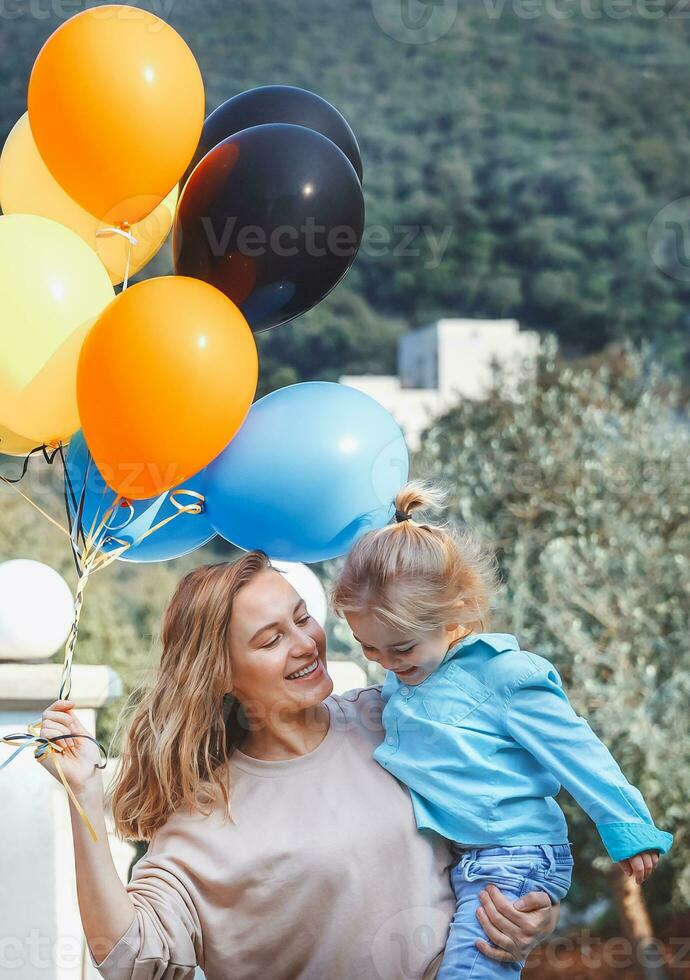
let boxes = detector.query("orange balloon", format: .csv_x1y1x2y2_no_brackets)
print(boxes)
77,277,258,500
28,5,204,226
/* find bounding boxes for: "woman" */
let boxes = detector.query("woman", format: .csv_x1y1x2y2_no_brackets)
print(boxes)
38,552,561,979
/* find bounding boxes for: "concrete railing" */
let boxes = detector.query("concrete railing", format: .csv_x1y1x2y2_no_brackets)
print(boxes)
0,662,126,980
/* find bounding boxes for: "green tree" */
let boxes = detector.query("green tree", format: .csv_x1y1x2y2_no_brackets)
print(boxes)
415,342,689,965
4,0,690,373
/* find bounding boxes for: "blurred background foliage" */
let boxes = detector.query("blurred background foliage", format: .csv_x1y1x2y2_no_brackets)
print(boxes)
3,0,690,390
414,342,690,918
1,0,689,948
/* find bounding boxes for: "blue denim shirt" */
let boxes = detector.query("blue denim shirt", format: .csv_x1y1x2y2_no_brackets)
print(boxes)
375,632,673,863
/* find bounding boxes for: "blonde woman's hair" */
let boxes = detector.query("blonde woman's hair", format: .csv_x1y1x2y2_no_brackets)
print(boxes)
108,551,271,841
331,481,499,636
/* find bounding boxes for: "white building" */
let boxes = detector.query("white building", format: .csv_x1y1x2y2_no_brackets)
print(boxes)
341,318,540,450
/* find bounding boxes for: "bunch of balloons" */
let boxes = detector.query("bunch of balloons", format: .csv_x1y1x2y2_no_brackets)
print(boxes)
0,3,408,588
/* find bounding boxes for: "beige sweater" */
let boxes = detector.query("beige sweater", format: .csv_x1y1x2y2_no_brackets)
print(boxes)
89,687,456,980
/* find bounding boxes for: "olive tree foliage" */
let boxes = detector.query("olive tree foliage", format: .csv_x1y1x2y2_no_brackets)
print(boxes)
414,340,689,913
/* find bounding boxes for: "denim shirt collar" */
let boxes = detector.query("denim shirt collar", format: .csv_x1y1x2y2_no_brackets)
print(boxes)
440,631,520,668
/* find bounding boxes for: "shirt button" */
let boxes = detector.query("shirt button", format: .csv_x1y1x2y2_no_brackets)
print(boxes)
400,686,410,696
386,736,395,746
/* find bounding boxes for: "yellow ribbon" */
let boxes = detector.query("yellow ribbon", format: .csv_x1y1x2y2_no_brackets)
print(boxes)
0,723,108,843
1,448,207,840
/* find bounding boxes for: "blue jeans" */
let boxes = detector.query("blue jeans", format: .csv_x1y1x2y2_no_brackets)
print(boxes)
437,843,574,980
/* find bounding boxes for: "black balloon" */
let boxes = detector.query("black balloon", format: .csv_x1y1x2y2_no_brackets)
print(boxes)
181,85,363,189
173,124,365,333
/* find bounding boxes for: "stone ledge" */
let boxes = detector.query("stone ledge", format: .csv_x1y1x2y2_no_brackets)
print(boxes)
0,663,123,710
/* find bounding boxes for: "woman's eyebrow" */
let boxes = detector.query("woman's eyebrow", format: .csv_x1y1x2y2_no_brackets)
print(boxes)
249,621,280,644
249,601,308,644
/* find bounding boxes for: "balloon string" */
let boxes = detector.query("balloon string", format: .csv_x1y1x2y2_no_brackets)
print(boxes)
55,489,131,700
0,441,70,539
0,728,108,843
89,490,204,573
57,490,205,699
57,442,83,577
0,441,61,481
57,566,91,702
0,471,205,841
0,472,73,540
96,223,138,291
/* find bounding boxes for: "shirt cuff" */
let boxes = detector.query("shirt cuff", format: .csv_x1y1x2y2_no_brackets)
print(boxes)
87,914,139,978
597,821,674,862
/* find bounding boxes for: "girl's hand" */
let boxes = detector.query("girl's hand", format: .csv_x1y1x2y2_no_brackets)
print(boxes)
475,885,559,962
618,851,659,885
35,699,103,797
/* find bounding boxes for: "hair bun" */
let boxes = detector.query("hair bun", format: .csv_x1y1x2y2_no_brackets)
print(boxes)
393,480,446,520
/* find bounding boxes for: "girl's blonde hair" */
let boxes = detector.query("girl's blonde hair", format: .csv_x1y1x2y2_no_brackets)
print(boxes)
108,551,271,841
331,481,499,636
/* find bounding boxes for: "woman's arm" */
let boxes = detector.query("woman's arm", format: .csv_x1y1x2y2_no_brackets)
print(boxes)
37,700,138,961
38,700,199,978
474,885,559,962
71,782,140,965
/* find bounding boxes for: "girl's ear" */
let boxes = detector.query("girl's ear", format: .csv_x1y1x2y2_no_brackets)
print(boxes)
445,599,467,632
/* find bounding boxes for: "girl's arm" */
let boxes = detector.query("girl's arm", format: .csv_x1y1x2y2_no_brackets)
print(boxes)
38,700,200,979
503,660,673,865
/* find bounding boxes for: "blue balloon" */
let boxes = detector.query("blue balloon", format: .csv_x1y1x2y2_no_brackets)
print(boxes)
202,382,409,562
64,432,216,563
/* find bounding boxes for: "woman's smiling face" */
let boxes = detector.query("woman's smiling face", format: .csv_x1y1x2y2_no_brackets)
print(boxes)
228,568,333,719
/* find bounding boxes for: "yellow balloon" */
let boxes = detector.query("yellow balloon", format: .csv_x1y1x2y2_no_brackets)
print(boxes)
0,214,115,445
0,422,41,457
0,113,178,287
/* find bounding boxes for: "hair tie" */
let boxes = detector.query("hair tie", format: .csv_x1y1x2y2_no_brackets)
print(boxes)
394,508,411,523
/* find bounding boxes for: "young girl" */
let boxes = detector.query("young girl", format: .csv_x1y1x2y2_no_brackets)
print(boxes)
332,482,673,979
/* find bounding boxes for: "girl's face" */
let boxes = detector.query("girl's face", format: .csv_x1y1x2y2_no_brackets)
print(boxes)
345,610,463,685
229,569,333,720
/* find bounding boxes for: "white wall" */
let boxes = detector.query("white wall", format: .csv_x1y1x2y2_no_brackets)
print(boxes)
343,319,540,451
